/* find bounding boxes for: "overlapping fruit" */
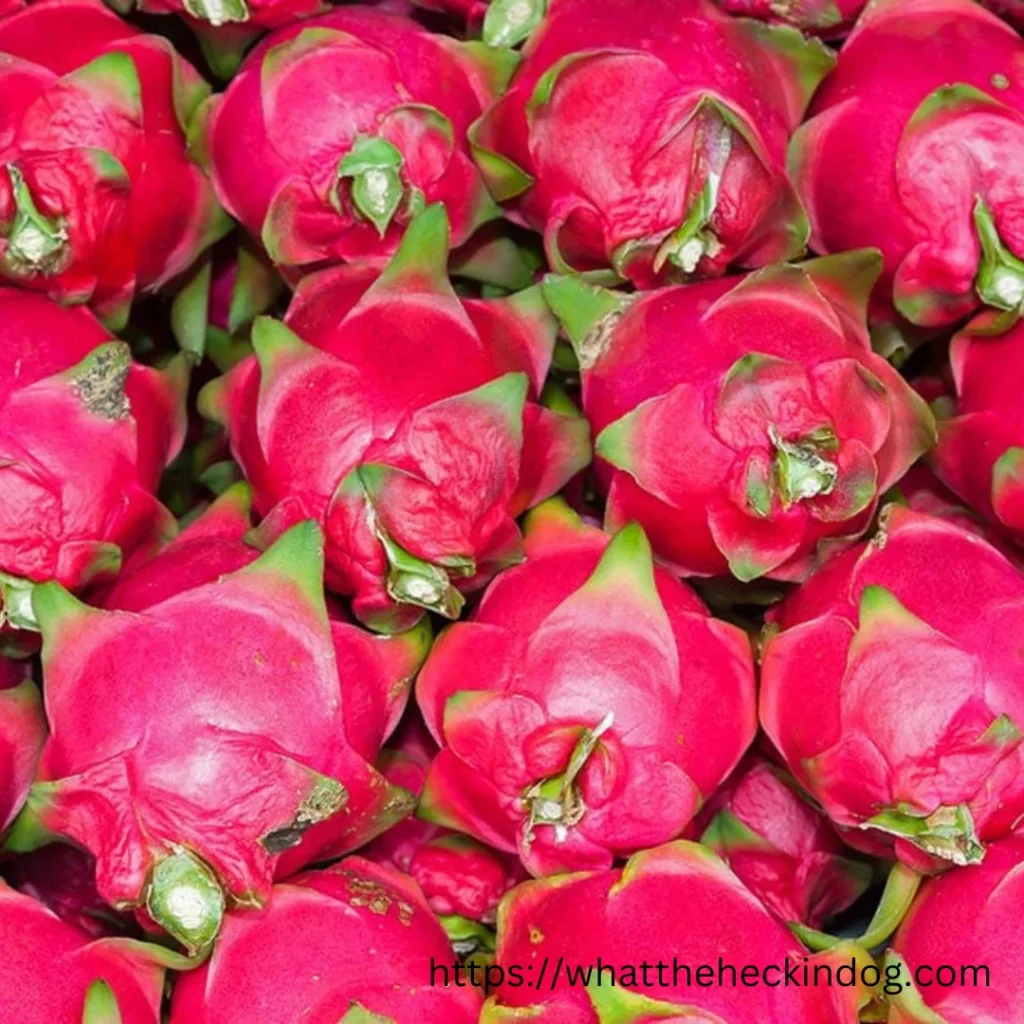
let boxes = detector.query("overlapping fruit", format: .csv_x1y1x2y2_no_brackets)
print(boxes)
3,0,1024,1021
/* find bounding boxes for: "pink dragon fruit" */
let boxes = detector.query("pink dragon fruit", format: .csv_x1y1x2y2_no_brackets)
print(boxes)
544,251,935,583
201,205,590,632
4,521,432,954
0,0,230,328
885,833,1024,1023
416,497,756,877
694,754,873,929
0,657,43,833
931,315,1024,545
0,879,187,1024
2,844,137,939
483,841,872,1021
0,287,186,630
363,713,526,955
170,857,483,1022
791,0,1024,328
761,504,1024,874
94,483,425,760
471,0,835,288
200,5,511,273
713,0,868,35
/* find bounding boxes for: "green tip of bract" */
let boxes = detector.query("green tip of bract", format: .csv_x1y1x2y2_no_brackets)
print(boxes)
81,980,123,1024
240,520,326,609
30,581,95,639
483,0,546,47
250,316,309,371
183,0,249,26
376,203,450,290
541,274,624,357
146,850,225,957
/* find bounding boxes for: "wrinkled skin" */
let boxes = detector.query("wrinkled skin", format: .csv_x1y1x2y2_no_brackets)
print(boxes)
0,288,185,626
416,498,756,877
473,0,835,287
0,880,176,1024
0,656,43,832
363,713,526,935
714,0,867,35
694,754,872,929
483,841,869,1021
7,522,432,955
170,858,482,1023
761,505,1024,873
0,0,229,327
202,205,590,632
931,315,1024,545
545,251,935,584
791,0,1024,327
886,834,1024,1023
203,6,508,270
2,844,137,939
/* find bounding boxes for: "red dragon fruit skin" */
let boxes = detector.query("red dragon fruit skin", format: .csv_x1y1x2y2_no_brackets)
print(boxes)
471,0,835,288
200,5,512,273
0,657,43,834
544,251,936,584
761,504,1024,873
2,844,137,940
363,712,526,947
0,879,186,1024
482,841,871,1022
931,315,1024,544
714,0,867,34
4,521,432,955
884,834,1024,1023
200,204,591,632
0,0,230,329
415,497,757,877
791,0,1024,328
695,754,872,929
94,483,426,767
170,857,483,1023
0,287,186,630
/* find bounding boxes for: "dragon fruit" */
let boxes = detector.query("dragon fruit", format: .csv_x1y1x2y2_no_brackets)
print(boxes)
170,857,483,1022
2,844,137,939
761,504,1024,873
713,0,867,34
0,657,43,833
95,483,425,765
544,251,935,583
885,833,1024,1023
791,0,1024,328
0,0,230,328
483,841,872,1021
0,880,186,1024
471,0,835,288
0,287,186,630
416,497,756,877
5,521,432,955
931,315,1024,545
363,713,526,955
695,754,873,929
200,5,510,273
201,204,590,632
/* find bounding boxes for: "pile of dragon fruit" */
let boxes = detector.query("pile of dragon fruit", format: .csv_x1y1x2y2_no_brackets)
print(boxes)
4,0,1024,1019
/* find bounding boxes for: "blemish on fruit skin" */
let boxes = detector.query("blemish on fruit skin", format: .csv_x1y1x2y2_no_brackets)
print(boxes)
529,924,544,943
993,73,1010,90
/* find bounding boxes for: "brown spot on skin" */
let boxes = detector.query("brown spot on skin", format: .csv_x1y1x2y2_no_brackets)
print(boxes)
529,925,544,944
260,777,347,853
72,344,130,421
577,295,639,371
341,871,415,924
